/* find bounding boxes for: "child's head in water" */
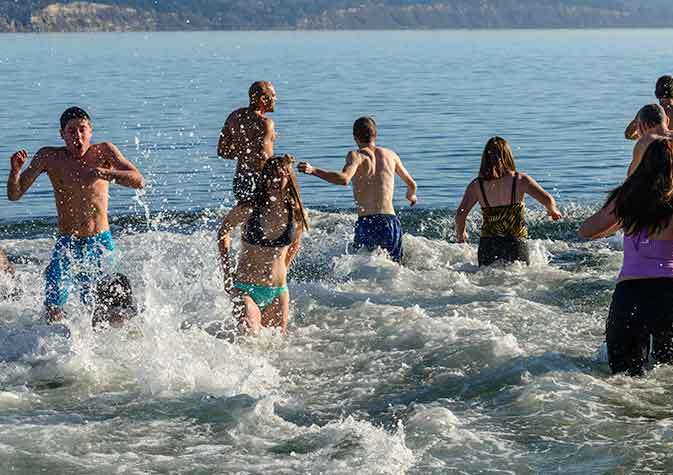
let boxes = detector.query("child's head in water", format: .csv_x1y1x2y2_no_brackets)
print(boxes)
92,273,137,329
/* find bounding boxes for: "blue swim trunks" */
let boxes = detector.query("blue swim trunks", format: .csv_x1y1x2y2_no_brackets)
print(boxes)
44,231,115,309
353,214,403,263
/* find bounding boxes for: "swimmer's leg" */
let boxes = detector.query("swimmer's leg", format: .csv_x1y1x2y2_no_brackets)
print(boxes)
44,237,73,323
260,290,289,334
231,289,262,336
651,302,673,366
606,283,649,376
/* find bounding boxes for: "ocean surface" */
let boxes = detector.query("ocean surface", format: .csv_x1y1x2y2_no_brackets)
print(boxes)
1,30,673,474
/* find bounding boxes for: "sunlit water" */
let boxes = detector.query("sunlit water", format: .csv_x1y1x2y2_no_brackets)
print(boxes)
1,31,673,474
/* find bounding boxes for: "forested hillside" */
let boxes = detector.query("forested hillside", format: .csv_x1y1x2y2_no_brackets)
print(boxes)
1,0,672,32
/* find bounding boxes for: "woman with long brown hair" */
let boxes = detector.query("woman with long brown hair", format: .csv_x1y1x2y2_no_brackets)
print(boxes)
455,136,561,266
218,154,309,335
581,138,673,376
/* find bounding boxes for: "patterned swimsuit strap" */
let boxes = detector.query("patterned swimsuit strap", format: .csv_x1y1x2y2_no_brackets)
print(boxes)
510,172,519,205
477,177,491,208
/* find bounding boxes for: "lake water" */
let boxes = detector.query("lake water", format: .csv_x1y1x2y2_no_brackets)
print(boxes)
1,30,673,474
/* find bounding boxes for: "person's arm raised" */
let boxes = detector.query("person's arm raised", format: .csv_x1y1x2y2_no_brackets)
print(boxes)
455,181,479,243
217,204,252,293
521,174,562,220
96,143,145,189
625,115,640,141
7,149,47,201
579,199,621,240
297,151,362,186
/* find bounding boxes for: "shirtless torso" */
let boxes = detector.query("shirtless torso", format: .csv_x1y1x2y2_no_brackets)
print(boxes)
8,143,144,236
349,147,401,216
218,107,276,202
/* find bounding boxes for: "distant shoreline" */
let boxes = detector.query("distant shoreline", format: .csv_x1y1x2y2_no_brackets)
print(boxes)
3,26,673,34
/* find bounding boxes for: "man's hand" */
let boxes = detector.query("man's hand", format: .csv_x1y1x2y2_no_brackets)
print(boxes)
406,189,418,206
457,231,468,243
10,150,28,173
297,162,314,175
548,207,562,221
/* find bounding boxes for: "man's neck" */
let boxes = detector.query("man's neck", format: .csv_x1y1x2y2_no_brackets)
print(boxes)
358,142,376,150
248,104,265,116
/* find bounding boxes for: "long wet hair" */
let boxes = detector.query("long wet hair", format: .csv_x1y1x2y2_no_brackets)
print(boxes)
254,154,309,231
607,138,673,235
479,136,516,180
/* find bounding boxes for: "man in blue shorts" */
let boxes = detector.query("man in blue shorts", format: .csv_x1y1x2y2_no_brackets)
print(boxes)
298,117,417,262
7,107,145,322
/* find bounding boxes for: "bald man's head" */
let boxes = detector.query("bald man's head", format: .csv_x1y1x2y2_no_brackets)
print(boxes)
249,81,276,112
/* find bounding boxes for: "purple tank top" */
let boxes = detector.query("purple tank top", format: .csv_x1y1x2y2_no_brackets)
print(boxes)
619,231,673,279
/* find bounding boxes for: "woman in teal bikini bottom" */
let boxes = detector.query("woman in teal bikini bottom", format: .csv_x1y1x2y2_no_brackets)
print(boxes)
218,155,309,335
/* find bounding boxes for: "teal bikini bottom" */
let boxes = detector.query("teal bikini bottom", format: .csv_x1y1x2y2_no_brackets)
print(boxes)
233,282,288,310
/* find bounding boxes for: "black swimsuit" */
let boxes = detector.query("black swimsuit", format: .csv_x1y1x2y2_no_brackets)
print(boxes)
242,201,296,248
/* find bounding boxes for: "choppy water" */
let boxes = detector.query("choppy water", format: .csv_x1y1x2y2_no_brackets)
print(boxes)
2,30,673,474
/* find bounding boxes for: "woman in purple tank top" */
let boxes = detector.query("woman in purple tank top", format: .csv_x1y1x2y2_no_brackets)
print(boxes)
580,138,673,376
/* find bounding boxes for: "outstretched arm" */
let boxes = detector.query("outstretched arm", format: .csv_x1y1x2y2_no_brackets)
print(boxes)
521,174,562,220
97,143,145,189
297,152,362,186
217,204,252,292
455,181,479,243
395,154,417,206
7,149,47,201
579,199,620,239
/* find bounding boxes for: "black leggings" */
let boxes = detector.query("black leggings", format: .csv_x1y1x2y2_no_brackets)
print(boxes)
606,278,673,376
478,236,530,267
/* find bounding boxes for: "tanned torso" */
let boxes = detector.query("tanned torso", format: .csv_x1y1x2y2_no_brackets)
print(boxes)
39,143,116,236
220,108,275,176
351,147,398,216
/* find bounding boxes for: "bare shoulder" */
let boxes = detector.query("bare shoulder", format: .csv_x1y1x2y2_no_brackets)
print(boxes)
377,146,399,159
466,177,480,192
35,146,62,156
516,172,535,187
34,146,65,165
95,142,122,156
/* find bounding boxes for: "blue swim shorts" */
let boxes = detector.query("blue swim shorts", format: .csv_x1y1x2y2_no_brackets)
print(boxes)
44,230,115,309
353,214,403,263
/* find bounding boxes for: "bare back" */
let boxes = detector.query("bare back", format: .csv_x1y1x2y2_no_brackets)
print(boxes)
351,147,398,216
476,173,524,208
219,107,275,176
41,144,113,236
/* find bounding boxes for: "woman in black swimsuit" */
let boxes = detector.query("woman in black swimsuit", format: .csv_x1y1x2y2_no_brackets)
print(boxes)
218,155,309,335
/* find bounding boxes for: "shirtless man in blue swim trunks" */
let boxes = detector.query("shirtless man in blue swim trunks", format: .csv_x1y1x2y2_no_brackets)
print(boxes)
7,107,145,323
298,117,417,262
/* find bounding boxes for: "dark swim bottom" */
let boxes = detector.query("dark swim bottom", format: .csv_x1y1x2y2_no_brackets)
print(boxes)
353,214,403,263
478,236,530,267
233,173,257,203
606,278,673,376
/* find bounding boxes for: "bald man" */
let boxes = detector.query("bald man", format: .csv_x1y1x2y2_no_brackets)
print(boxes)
217,81,277,204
